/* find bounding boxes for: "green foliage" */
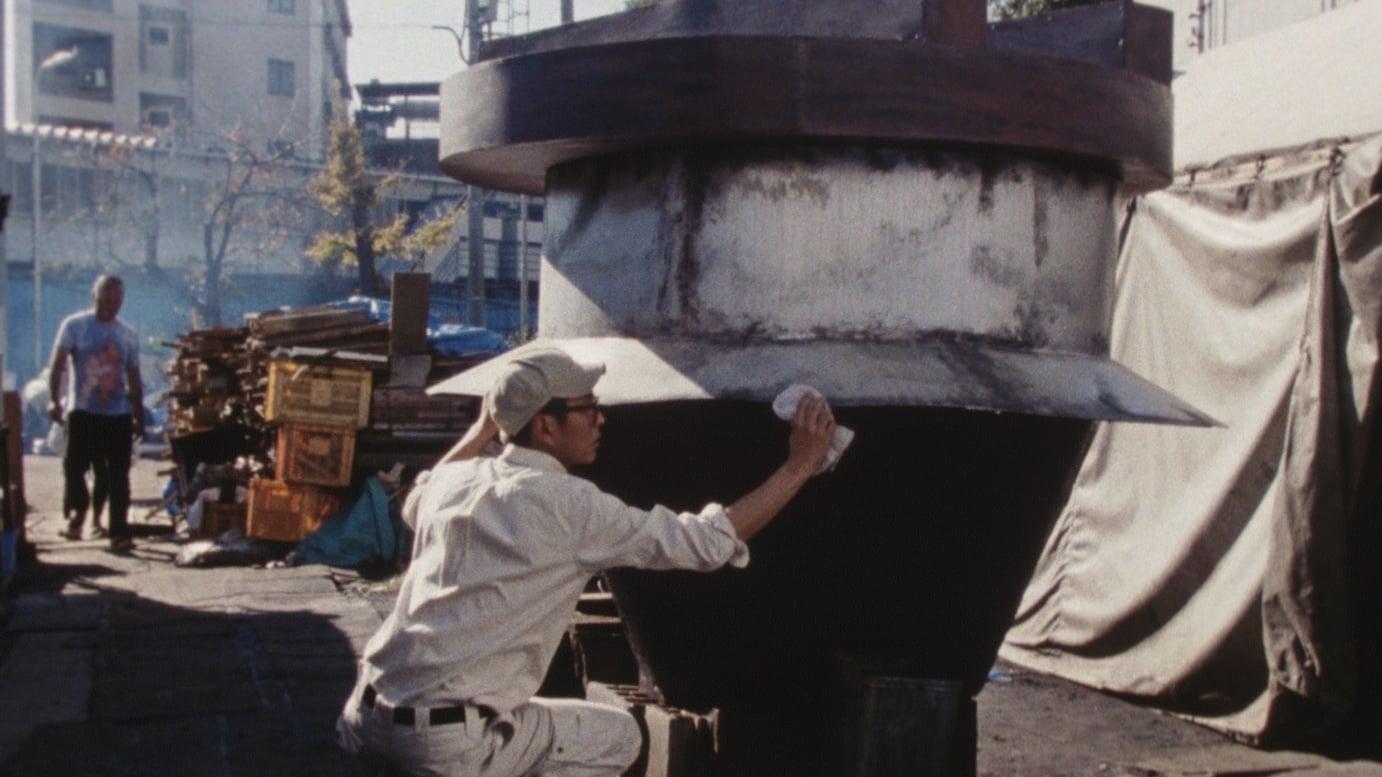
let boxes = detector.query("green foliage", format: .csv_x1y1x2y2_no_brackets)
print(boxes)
307,107,462,292
988,0,1101,20
396,208,462,263
309,109,381,219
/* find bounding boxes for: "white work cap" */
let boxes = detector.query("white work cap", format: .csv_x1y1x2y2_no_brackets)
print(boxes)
483,347,605,440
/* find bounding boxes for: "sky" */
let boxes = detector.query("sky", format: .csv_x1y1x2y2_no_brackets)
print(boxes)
347,0,628,86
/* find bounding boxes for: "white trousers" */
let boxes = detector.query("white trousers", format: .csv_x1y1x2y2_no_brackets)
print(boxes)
336,682,641,777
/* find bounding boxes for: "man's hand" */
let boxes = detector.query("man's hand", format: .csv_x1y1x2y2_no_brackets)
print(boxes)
725,394,838,542
785,394,836,477
48,400,65,424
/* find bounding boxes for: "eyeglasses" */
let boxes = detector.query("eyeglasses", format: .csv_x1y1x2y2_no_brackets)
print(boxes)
560,401,602,419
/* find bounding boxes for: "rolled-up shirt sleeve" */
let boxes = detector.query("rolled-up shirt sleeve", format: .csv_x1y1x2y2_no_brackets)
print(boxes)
573,484,750,573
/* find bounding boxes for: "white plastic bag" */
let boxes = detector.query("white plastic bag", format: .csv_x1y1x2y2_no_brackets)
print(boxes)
45,419,67,458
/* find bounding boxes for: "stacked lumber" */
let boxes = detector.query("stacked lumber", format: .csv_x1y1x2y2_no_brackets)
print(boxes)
164,287,499,544
245,306,391,354
165,327,251,437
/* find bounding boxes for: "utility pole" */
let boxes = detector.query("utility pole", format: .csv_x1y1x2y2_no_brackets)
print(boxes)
0,0,9,385
31,133,42,374
561,0,574,24
27,49,78,377
464,0,487,327
518,195,529,340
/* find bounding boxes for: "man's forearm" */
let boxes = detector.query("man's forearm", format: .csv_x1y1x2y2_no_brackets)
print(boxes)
725,462,814,542
438,416,498,466
49,359,66,405
724,395,835,542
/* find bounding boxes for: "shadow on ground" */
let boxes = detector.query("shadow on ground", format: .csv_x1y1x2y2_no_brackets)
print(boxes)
1,553,373,777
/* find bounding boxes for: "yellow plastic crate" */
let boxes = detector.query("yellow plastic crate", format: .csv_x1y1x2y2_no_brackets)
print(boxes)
265,361,371,429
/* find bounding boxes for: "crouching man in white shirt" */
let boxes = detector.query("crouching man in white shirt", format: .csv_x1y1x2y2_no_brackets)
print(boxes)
337,347,836,777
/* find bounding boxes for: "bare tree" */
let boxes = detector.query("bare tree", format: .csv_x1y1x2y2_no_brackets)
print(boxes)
86,141,162,271
185,130,312,325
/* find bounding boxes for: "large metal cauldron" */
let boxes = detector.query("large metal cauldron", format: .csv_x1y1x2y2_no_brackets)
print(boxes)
431,2,1203,771
589,402,1088,702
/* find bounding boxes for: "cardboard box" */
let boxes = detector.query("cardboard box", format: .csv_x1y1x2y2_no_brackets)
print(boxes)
265,361,372,429
245,479,339,543
275,424,356,487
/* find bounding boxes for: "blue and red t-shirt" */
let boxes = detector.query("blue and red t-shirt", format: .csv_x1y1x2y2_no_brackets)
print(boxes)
52,312,140,416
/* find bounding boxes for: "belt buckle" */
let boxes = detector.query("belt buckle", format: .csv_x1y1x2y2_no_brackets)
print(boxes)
363,686,473,728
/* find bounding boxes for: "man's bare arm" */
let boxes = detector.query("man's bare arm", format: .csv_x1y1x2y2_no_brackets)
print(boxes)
725,395,835,542
48,349,68,423
438,412,500,466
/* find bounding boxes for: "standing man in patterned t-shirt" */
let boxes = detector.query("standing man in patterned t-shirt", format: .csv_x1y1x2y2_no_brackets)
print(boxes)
48,275,144,551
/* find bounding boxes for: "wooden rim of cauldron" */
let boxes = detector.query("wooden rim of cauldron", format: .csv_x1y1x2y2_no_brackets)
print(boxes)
438,35,1172,196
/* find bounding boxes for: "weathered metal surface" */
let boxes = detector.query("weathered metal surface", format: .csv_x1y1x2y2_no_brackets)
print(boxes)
430,146,1213,425
439,36,1173,195
480,0,930,61
429,336,1214,425
588,403,1090,757
544,147,1117,351
989,1,1172,84
481,0,1170,85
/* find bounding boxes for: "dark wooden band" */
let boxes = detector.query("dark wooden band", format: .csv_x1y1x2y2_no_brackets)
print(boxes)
440,35,1172,195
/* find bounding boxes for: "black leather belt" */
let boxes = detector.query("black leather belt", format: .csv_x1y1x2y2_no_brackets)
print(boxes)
362,685,495,727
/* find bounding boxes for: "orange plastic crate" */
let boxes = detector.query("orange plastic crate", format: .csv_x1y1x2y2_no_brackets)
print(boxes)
275,424,356,487
245,479,339,543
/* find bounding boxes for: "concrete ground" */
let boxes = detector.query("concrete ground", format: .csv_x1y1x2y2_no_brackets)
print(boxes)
2,454,1379,776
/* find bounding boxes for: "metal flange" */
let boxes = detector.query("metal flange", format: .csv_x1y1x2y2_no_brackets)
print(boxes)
440,34,1172,195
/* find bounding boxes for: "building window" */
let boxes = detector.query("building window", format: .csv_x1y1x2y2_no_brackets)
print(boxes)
140,6,188,79
33,24,114,104
268,59,296,97
141,93,187,132
268,0,295,14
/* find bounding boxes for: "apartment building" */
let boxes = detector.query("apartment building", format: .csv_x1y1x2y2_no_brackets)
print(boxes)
4,0,350,158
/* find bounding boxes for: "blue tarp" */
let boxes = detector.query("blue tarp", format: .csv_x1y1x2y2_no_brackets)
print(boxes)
295,477,409,567
325,296,509,355
428,323,509,356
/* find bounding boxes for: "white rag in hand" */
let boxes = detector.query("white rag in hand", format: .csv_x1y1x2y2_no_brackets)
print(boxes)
772,385,855,474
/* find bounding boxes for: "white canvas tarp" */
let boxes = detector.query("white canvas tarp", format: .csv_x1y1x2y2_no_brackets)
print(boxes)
1001,134,1382,741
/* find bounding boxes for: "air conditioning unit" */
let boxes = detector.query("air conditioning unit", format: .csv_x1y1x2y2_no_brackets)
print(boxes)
473,0,499,25
79,68,108,89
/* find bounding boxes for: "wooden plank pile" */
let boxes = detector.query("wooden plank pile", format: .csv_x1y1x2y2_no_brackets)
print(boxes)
164,276,497,543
